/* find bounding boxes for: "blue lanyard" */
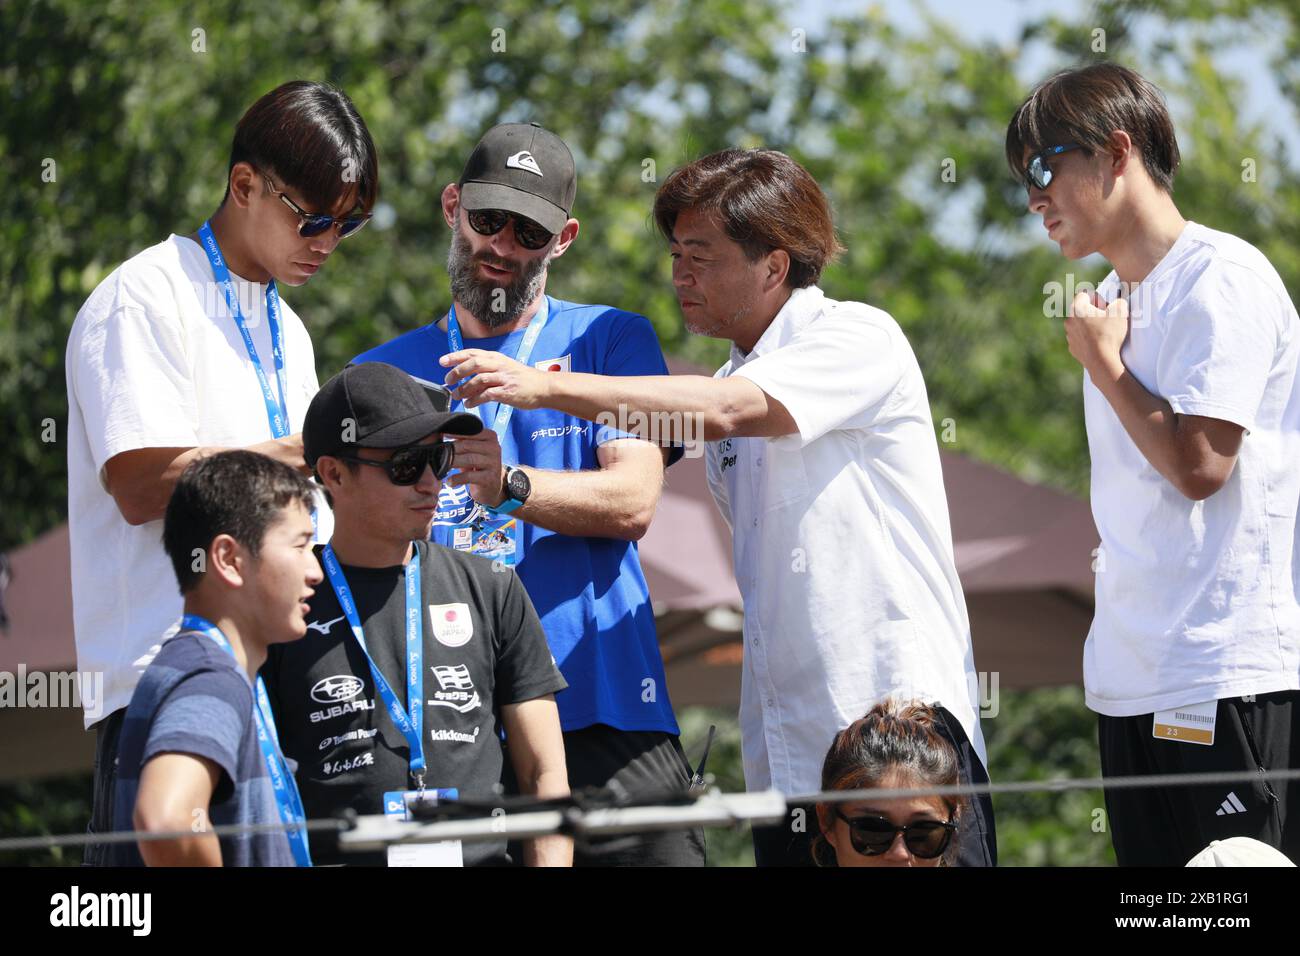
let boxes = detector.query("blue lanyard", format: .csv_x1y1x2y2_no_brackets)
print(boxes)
321,544,426,787
198,220,290,439
446,298,549,442
180,614,312,867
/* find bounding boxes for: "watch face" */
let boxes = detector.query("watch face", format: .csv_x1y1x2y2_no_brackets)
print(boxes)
506,467,531,501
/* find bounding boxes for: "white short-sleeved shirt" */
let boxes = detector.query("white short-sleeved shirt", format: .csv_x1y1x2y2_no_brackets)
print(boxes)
705,285,986,796
1083,222,1300,716
66,234,332,728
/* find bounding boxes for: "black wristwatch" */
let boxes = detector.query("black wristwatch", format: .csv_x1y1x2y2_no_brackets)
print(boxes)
486,465,531,515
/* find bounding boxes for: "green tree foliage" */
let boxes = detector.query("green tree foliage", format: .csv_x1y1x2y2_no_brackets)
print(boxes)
3,1,1297,547
0,0,792,549
2,1,1297,866
983,687,1115,866
0,772,93,866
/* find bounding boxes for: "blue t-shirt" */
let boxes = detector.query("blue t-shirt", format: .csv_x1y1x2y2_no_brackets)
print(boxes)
109,632,295,867
353,296,680,735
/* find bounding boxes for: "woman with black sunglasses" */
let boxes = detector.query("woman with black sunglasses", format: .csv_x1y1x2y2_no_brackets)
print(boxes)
813,699,965,867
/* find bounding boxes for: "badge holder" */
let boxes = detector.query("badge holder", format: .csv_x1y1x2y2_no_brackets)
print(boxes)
1152,699,1217,746
382,788,464,867
450,504,519,566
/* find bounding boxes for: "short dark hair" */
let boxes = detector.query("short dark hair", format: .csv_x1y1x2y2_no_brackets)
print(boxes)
225,80,379,214
812,698,965,866
1005,62,1180,193
163,451,317,595
653,148,844,288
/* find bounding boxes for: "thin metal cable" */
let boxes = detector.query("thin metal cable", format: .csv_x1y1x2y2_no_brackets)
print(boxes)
2,764,1297,853
0,817,349,854
789,765,1300,806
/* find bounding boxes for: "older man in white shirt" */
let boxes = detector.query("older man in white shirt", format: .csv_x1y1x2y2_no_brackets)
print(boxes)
440,147,995,867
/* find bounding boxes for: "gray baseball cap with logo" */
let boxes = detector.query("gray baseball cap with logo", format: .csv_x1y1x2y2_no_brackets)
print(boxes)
457,122,577,234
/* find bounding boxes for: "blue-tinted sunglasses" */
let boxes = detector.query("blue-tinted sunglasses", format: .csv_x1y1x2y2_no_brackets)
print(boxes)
1024,143,1082,191
262,173,371,238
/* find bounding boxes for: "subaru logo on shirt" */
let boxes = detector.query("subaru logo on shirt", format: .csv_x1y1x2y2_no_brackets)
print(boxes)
310,674,365,704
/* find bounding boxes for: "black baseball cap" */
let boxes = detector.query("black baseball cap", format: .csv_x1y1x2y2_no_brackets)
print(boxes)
458,122,577,235
303,362,482,470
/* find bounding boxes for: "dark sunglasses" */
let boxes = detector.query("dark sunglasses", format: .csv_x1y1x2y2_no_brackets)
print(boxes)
335,443,455,485
466,208,554,250
1023,143,1082,191
262,174,372,239
834,809,957,859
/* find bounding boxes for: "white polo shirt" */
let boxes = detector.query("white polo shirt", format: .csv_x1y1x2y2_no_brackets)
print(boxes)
66,235,332,728
705,285,985,796
1083,222,1300,716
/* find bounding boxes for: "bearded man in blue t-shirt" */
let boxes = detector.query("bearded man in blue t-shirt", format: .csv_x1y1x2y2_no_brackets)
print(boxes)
353,122,704,866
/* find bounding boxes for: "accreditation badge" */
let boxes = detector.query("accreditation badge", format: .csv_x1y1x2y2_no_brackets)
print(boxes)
382,789,463,867
449,510,519,567
1152,699,1217,746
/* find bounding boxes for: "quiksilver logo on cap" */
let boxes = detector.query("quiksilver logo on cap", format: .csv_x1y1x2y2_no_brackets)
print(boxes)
506,150,543,177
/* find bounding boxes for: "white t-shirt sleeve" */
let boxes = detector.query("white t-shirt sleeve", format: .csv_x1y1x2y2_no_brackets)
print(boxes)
71,273,198,483
1155,261,1280,434
733,306,902,445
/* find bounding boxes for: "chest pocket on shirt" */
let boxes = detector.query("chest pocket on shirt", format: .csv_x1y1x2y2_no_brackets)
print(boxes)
755,434,809,512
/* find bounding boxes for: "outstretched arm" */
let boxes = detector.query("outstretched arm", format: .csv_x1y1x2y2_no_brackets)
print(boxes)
440,349,797,441
445,429,669,540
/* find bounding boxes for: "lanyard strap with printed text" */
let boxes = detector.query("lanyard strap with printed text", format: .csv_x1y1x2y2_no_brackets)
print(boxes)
445,298,549,442
180,614,312,867
321,544,426,787
198,220,290,439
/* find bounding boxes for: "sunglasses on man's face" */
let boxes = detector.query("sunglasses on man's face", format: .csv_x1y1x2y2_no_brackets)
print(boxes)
335,443,455,485
465,208,554,250
262,174,372,239
834,809,957,859
1023,143,1082,191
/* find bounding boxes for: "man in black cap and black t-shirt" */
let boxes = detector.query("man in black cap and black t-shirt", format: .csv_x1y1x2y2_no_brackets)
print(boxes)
263,361,572,866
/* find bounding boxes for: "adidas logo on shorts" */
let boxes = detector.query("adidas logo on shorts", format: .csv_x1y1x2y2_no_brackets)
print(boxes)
1214,791,1247,816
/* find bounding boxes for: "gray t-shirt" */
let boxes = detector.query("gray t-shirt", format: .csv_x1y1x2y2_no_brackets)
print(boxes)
265,540,566,866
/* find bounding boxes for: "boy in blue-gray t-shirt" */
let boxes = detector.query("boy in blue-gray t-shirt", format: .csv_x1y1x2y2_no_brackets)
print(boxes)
109,634,293,867
107,451,323,866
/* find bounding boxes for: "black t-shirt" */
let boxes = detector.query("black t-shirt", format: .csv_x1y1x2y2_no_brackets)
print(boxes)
264,540,567,866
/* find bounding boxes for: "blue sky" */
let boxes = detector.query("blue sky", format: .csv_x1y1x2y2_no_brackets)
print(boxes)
799,0,1299,157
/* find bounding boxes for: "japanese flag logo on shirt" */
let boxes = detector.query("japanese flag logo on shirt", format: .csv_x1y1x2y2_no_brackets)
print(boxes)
429,603,474,647
534,354,571,373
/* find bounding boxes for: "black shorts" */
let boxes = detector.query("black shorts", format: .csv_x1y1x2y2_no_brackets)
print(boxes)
83,707,127,867
752,704,998,867
560,723,707,867
1098,690,1299,866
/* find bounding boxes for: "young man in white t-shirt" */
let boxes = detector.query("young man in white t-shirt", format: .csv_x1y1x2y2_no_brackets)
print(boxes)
66,80,378,864
1007,62,1300,865
439,148,996,867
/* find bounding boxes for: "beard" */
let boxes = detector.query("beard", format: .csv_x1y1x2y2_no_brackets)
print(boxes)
447,221,552,329
684,298,754,343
